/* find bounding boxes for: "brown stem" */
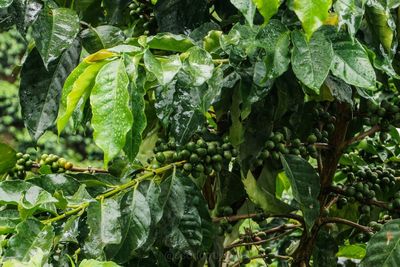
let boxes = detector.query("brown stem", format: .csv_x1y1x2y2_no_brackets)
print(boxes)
32,162,109,173
345,125,381,146
212,213,304,224
320,217,373,233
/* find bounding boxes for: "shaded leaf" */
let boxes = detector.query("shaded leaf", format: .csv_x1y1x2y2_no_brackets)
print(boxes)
0,143,16,174
80,25,125,54
146,33,195,52
334,0,366,37
230,0,256,26
79,259,121,267
0,0,13,8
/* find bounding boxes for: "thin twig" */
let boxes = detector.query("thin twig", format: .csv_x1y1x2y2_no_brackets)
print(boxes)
32,162,109,174
212,213,304,224
320,217,373,233
345,125,381,146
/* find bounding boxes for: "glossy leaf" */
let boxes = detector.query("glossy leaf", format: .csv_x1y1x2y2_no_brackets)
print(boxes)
144,50,181,86
361,219,400,266
230,0,256,26
252,0,280,24
79,259,121,267
3,219,54,262
27,174,81,196
3,248,47,267
337,243,366,259
32,6,80,66
334,0,366,37
255,19,291,80
10,0,42,34
20,42,81,141
330,33,376,89
57,60,107,135
291,30,333,93
105,190,151,263
0,210,19,235
0,143,16,174
290,0,332,38
365,4,395,53
281,155,320,231
84,199,122,258
243,171,295,214
80,25,125,54
183,46,214,86
146,33,195,52
0,0,13,8
90,58,133,166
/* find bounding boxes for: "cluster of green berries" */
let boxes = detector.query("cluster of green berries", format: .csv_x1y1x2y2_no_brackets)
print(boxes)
128,0,155,33
364,97,400,129
153,136,238,178
39,154,73,173
8,152,33,179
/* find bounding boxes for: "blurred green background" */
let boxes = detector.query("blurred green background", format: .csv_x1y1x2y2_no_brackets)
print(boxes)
0,28,103,167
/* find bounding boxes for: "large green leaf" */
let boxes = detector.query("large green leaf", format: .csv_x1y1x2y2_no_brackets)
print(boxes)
291,30,333,93
290,0,332,38
334,0,366,37
80,25,125,54
3,248,48,267
84,199,122,258
361,219,400,266
183,46,214,86
0,0,13,8
146,33,195,52
144,50,181,86
27,174,81,196
0,143,16,174
255,19,290,80
9,0,42,34
20,42,81,141
252,0,280,24
0,210,20,235
79,259,121,267
230,0,256,26
57,60,107,135
103,0,130,25
242,171,295,215
90,58,133,166
281,155,320,231
330,33,376,89
32,6,80,66
3,219,54,262
105,190,151,263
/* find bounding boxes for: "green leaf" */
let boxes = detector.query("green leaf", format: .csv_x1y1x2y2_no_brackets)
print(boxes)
242,171,295,214
281,155,320,231
330,33,376,89
146,33,195,52
255,19,291,80
183,46,214,86
90,58,133,166
105,190,151,263
251,0,280,24
334,0,366,37
102,0,130,25
144,50,181,86
3,248,48,267
0,143,16,174
313,231,338,266
84,199,122,258
20,42,81,141
337,243,366,260
32,6,80,66
0,0,13,8
27,174,81,196
361,219,400,266
57,60,107,135
290,0,332,38
3,219,54,262
79,259,121,267
59,215,80,243
9,0,42,34
80,25,125,54
0,210,20,235
291,30,333,93
324,75,353,105
230,0,256,26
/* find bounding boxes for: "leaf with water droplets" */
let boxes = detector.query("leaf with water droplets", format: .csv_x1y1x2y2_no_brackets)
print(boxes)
144,50,181,86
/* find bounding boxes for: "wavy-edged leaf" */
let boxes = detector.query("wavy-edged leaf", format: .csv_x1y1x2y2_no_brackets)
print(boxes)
90,58,133,166
252,0,280,24
255,19,291,80
230,0,256,26
281,155,320,231
84,198,122,258
290,0,332,38
361,219,400,266
183,46,214,86
57,60,107,134
3,219,54,262
334,0,366,37
291,29,333,93
80,25,125,54
32,6,80,66
330,33,376,89
144,50,181,86
243,171,295,214
146,33,195,52
105,190,151,264
0,143,16,174
20,42,81,141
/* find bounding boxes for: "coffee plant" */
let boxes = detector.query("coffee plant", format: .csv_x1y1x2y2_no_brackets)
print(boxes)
1,0,400,266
